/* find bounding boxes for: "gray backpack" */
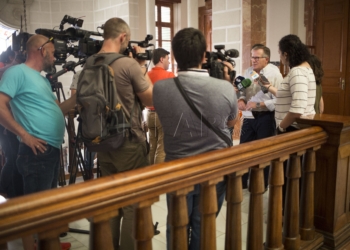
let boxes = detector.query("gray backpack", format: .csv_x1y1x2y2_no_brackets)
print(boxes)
76,53,130,152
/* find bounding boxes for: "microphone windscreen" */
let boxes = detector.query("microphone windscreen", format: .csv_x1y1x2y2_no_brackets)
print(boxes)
234,76,245,86
241,78,252,88
225,49,239,58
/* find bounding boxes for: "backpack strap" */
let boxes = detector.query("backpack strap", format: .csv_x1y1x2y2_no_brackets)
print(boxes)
92,53,126,66
174,77,233,147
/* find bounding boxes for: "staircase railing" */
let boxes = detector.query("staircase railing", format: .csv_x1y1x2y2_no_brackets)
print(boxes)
0,114,349,250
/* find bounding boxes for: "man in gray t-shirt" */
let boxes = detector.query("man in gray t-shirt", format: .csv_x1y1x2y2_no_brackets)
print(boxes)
153,27,238,250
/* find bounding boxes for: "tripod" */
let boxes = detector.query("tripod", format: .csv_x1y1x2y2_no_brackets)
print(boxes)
48,64,91,235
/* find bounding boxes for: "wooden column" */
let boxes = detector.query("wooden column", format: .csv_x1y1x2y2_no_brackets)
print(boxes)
200,177,223,250
265,156,288,250
225,170,248,250
38,225,68,250
247,163,267,250
300,146,319,240
283,151,304,249
90,210,119,250
168,186,194,250
298,115,350,248
133,197,159,250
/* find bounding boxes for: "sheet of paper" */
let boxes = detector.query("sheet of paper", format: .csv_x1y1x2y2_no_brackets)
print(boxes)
241,111,254,119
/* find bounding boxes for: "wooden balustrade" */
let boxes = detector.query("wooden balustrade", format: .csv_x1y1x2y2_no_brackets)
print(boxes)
0,114,349,250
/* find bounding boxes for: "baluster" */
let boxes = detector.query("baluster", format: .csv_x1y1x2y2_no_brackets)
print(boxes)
300,146,319,240
200,177,223,250
265,156,288,250
90,210,119,249
134,197,159,250
168,186,193,250
225,170,247,250
38,225,68,250
247,163,267,250
283,151,304,249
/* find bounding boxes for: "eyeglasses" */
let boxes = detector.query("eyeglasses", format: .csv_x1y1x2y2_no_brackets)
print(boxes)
38,37,53,51
251,56,266,61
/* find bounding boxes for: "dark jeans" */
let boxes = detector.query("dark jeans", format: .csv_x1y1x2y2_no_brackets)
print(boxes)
0,125,23,198
166,180,226,250
84,148,96,179
240,111,276,188
17,143,60,195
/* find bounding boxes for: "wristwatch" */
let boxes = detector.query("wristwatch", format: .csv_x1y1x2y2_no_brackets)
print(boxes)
278,124,286,133
256,102,261,108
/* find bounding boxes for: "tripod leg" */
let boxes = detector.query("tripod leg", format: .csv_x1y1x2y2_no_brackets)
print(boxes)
76,144,88,181
57,146,66,187
68,141,79,185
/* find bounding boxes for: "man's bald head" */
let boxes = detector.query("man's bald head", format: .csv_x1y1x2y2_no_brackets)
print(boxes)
26,35,50,53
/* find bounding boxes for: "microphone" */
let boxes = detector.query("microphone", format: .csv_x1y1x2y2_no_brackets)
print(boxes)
225,49,239,58
258,74,269,94
241,79,252,88
234,76,252,91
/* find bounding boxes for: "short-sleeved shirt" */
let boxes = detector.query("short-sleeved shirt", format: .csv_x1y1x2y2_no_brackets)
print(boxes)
0,64,65,148
241,63,283,112
147,66,175,110
90,53,150,142
275,66,316,128
153,70,237,161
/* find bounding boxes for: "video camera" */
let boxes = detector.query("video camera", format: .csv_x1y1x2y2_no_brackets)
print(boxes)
123,34,154,60
33,15,103,64
202,45,239,81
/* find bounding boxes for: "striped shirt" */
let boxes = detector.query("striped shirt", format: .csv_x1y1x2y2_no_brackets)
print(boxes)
275,66,316,128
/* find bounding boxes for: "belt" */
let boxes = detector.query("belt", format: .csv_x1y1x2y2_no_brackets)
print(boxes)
252,110,274,119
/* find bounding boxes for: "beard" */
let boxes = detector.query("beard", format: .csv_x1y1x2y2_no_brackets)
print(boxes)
119,40,129,54
43,53,55,73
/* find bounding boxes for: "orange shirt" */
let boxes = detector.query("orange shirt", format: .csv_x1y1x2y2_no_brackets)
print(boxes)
147,67,175,110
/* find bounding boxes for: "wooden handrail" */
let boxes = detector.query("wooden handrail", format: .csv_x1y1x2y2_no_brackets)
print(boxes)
0,126,327,244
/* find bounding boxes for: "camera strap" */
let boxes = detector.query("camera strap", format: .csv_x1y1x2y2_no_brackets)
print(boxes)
174,77,233,147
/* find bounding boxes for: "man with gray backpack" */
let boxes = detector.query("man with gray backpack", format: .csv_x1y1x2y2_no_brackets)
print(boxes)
76,17,153,250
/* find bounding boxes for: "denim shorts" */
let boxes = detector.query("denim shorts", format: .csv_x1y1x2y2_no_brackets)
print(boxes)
16,143,60,195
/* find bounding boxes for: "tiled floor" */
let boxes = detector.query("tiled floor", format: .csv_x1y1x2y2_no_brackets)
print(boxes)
6,140,270,250
7,189,269,250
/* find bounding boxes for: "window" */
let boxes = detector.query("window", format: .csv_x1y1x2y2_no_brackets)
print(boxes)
0,22,15,54
155,0,175,72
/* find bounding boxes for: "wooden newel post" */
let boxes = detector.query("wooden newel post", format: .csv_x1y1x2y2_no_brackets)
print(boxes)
300,146,319,240
38,225,69,250
225,170,248,250
200,177,223,250
297,115,350,248
247,163,267,250
133,197,159,250
168,186,194,250
283,151,304,249
265,156,287,250
90,210,119,250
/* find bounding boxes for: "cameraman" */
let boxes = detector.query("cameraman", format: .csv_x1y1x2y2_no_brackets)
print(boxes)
90,17,153,250
0,34,75,250
153,27,238,250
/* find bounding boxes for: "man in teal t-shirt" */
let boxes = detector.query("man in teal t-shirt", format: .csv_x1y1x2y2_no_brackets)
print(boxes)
0,34,76,249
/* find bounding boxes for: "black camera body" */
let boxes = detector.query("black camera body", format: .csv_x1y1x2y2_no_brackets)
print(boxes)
35,26,103,65
123,34,154,60
202,45,239,81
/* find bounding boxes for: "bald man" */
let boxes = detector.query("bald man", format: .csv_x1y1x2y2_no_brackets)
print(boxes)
0,35,75,249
